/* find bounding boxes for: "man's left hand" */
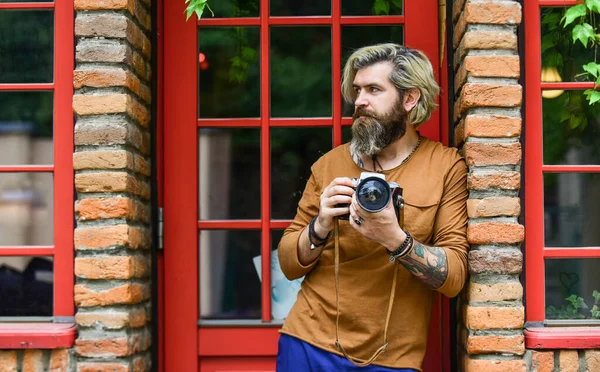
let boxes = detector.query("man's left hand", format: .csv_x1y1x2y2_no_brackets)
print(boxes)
349,193,406,252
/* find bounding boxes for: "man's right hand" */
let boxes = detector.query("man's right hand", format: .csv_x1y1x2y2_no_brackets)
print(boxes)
314,177,355,235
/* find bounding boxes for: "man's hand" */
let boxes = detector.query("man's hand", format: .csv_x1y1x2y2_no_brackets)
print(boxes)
313,177,355,237
348,193,405,251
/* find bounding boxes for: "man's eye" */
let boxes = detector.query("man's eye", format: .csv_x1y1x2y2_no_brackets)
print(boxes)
370,87,379,93
354,87,361,93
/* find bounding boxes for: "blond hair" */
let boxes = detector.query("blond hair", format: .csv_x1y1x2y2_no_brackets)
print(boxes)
341,43,440,127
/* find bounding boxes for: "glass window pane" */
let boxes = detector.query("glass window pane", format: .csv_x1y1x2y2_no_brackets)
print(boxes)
0,173,53,246
270,0,330,16
0,10,53,83
544,173,600,247
198,27,260,118
341,25,404,116
0,92,53,166
198,128,260,220
271,27,331,117
0,256,53,317
542,91,600,165
540,8,595,83
545,258,600,320
271,127,332,219
270,230,303,320
342,0,403,16
199,230,261,320
208,0,259,18
342,125,352,144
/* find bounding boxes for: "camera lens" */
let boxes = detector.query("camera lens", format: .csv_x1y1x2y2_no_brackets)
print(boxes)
356,177,390,213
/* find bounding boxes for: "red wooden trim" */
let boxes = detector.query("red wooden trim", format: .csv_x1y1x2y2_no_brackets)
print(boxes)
0,323,75,349
544,247,600,258
198,17,260,26
341,117,352,126
539,0,579,6
270,16,332,25
0,247,54,256
164,1,198,370
260,0,272,323
332,0,342,147
340,16,405,25
198,119,261,127
0,166,53,172
0,3,54,9
0,83,54,91
198,220,262,229
524,0,546,322
53,0,74,318
525,327,600,349
405,0,440,142
542,165,600,172
270,118,332,127
270,220,292,229
198,328,280,356
541,82,597,90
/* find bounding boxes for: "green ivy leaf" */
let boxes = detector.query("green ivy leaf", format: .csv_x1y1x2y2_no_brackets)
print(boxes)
562,4,587,27
542,35,557,54
593,290,600,303
390,0,403,9
560,110,571,123
583,62,600,78
572,23,595,47
373,0,390,15
585,0,600,13
584,89,600,104
184,0,214,21
542,12,562,30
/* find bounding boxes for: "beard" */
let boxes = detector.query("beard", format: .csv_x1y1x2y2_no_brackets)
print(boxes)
349,101,408,157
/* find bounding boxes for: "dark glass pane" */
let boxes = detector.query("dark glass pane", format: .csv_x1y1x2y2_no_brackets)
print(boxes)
271,127,332,219
544,173,600,247
199,230,261,320
542,91,600,165
341,25,404,116
208,0,259,18
198,27,260,118
271,27,331,117
342,0,403,16
0,11,53,83
342,125,352,144
540,8,595,83
270,0,330,16
545,258,600,320
0,173,53,246
270,230,303,320
198,128,260,219
0,257,52,317
0,92,53,165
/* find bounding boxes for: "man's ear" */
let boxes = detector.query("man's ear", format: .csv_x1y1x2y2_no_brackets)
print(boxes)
403,88,421,112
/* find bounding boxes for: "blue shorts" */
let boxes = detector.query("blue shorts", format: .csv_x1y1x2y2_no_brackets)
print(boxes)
276,334,419,372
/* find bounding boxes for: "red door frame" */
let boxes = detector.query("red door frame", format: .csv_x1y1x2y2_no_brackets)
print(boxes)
163,1,448,370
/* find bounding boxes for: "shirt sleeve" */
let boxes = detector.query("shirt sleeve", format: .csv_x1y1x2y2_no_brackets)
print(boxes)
277,169,323,280
432,156,469,298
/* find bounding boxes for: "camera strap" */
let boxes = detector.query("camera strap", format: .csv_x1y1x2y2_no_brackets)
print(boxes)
333,203,403,367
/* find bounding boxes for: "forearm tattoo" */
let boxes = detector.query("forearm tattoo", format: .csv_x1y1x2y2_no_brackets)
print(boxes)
399,240,448,289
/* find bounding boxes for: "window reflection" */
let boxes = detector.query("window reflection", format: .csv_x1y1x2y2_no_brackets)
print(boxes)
544,173,600,247
270,0,330,16
199,230,261,320
542,91,600,165
545,258,600,321
0,10,53,83
342,0,403,16
0,256,53,317
198,128,260,220
208,0,259,18
271,26,332,117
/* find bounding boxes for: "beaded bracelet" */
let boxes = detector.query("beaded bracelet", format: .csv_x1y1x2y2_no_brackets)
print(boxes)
388,231,414,262
308,216,331,250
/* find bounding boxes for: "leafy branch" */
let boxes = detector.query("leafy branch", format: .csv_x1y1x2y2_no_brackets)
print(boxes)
546,290,600,319
185,0,214,21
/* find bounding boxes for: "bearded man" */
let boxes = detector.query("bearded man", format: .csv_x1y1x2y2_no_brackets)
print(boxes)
276,44,469,371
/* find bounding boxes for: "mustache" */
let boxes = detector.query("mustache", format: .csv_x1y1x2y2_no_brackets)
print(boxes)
352,107,377,120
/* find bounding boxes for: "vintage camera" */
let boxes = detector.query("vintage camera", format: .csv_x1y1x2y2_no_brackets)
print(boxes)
338,172,403,221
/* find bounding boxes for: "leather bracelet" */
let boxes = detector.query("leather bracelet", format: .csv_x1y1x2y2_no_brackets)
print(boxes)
309,216,331,250
389,231,413,262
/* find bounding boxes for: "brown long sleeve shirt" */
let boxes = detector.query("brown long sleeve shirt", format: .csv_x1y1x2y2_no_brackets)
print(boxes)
278,138,469,371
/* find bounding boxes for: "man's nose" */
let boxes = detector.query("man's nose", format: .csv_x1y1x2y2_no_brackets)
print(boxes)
354,92,368,108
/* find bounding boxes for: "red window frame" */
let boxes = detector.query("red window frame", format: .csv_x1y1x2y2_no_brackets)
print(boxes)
164,1,445,370
524,0,600,348
0,1,75,347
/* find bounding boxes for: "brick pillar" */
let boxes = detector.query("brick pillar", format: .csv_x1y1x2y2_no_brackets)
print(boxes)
72,0,152,370
452,1,526,370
